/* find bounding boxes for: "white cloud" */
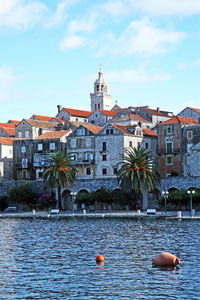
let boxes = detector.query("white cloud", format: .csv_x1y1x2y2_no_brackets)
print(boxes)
100,1,128,17
45,0,80,28
0,0,47,29
60,35,86,50
105,68,172,83
97,18,186,57
128,0,200,17
178,58,200,69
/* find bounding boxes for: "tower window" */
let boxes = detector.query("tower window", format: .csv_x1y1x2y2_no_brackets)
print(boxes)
101,85,103,91
96,85,99,91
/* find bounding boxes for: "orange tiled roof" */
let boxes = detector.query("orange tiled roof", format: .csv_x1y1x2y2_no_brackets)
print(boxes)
0,123,15,128
143,108,167,117
161,116,198,125
0,138,20,145
23,119,58,129
32,115,53,121
129,113,150,122
143,128,158,137
36,130,70,140
188,107,200,114
63,108,92,118
98,109,117,117
81,123,103,134
8,120,20,125
111,124,135,135
51,117,66,124
0,127,15,136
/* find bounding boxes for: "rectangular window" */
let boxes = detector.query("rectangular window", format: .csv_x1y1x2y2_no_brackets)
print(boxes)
110,129,113,134
22,158,28,168
22,170,27,179
49,143,55,150
166,142,173,153
113,168,117,175
86,168,91,175
145,143,149,149
38,143,43,151
18,131,22,138
102,168,107,175
137,142,140,148
166,156,173,165
129,141,132,147
25,131,29,138
102,142,106,152
21,146,26,153
167,126,172,134
102,154,107,161
86,138,91,147
187,131,193,140
106,129,109,135
71,139,76,148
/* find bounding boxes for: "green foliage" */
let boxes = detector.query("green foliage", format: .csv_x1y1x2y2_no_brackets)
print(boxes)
0,196,8,211
8,183,37,208
42,151,77,209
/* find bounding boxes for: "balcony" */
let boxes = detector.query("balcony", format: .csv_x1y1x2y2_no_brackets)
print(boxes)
76,159,95,165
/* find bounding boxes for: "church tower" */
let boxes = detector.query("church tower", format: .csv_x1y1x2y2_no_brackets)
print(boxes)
90,67,112,112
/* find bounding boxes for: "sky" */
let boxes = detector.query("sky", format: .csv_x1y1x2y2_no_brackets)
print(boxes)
1,0,200,122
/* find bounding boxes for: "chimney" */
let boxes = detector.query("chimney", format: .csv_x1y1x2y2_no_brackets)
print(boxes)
157,107,160,113
57,105,62,114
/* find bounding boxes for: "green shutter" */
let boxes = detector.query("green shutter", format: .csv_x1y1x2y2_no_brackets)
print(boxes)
167,142,172,153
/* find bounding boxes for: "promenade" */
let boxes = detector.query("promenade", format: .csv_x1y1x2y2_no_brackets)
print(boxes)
0,210,200,219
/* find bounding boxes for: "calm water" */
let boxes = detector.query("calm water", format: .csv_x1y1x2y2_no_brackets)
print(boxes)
0,217,199,299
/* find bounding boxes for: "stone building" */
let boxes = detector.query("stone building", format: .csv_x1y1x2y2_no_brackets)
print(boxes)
90,67,112,112
0,127,15,137
0,138,19,179
182,125,200,177
136,107,172,127
111,110,152,128
88,109,117,126
158,116,198,177
15,119,58,139
67,123,103,180
95,123,144,179
56,107,92,123
13,130,70,180
177,107,200,123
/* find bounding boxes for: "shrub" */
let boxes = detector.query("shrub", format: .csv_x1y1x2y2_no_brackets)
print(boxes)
8,183,37,208
0,196,8,211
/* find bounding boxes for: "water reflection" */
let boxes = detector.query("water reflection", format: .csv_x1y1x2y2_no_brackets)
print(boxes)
0,218,199,299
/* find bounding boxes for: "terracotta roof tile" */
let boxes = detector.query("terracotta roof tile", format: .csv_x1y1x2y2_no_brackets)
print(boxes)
63,107,92,117
98,109,117,117
32,115,53,121
188,107,200,114
0,138,21,145
143,128,158,137
36,130,70,140
143,108,167,117
81,123,103,134
129,113,150,122
8,120,20,125
111,124,135,135
161,116,198,125
23,119,58,129
0,123,15,128
0,127,15,136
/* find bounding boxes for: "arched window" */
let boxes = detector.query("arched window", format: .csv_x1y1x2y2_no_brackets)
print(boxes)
101,85,104,91
96,85,99,91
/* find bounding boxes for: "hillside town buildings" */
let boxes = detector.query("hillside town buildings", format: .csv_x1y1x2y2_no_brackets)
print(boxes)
0,68,200,209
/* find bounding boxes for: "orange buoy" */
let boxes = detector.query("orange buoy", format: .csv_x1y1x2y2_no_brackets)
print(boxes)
152,252,180,266
96,255,104,262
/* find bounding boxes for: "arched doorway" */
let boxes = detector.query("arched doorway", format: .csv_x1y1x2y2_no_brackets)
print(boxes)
62,189,72,210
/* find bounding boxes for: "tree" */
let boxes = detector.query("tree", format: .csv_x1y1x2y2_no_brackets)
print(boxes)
42,151,77,210
117,147,160,210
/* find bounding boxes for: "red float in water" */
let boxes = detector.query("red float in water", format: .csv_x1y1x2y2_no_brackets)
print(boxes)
96,255,104,262
152,252,180,266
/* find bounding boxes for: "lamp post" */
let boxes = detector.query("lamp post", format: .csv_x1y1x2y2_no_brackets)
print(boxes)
187,190,195,216
70,192,77,214
162,191,169,214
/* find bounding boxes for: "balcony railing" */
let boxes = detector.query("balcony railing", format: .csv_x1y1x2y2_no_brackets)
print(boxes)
76,159,95,165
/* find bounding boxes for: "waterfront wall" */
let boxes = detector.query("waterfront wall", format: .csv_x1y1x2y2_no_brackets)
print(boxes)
160,176,200,191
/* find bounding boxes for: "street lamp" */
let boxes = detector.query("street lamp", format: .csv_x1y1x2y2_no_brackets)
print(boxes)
187,190,195,216
70,192,77,214
162,191,169,214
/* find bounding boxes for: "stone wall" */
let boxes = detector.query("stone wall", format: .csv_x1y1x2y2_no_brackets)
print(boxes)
160,176,200,191
0,180,47,196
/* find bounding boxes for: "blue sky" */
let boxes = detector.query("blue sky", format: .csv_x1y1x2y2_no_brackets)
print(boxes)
1,0,200,122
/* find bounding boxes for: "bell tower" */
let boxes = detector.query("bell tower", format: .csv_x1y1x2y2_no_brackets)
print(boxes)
90,67,112,112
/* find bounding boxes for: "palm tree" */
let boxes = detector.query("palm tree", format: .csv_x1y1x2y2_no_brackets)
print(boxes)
42,151,77,210
117,147,160,210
